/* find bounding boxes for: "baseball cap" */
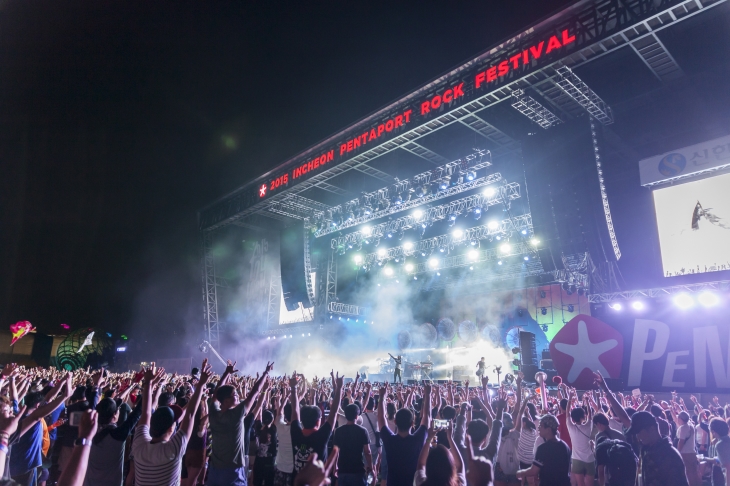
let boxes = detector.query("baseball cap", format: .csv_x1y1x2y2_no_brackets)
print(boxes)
625,411,657,436
150,407,176,437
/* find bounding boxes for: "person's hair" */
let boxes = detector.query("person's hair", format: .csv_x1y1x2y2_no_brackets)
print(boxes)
367,397,375,411
71,386,87,402
466,419,490,444
300,405,322,429
176,396,189,408
341,397,351,409
593,412,609,426
625,407,636,418
24,392,44,409
570,407,586,423
526,402,537,420
386,402,397,421
96,398,118,425
717,408,726,418
258,410,275,444
441,406,456,421
283,403,292,422
216,385,235,403
522,416,536,431
353,400,363,415
710,417,729,437
423,445,458,486
158,392,175,407
649,404,664,418
395,408,413,432
678,411,690,424
559,398,568,411
343,404,358,421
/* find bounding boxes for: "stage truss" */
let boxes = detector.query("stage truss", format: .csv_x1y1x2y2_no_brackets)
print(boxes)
199,0,727,342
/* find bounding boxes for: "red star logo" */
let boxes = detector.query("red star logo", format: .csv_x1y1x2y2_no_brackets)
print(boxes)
259,184,267,197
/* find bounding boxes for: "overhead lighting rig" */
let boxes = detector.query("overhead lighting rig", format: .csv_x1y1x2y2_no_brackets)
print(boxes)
313,149,491,237
404,240,538,275
330,175,520,249
510,89,561,129
358,213,533,265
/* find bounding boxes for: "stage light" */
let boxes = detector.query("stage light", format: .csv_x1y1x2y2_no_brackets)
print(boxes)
453,229,464,238
384,267,394,276
308,333,311,336
290,335,292,338
267,336,270,340
405,263,414,272
282,335,286,339
540,290,546,298
377,248,386,258
521,229,527,235
429,258,439,268
578,288,585,296
468,249,478,260
470,240,477,246
498,260,503,265
631,301,644,310
474,208,482,220
387,232,393,238
395,279,399,283
404,241,414,250
568,304,574,312
414,276,418,280
347,211,355,221
302,333,305,337
353,254,363,264
484,186,496,197
523,256,529,261
469,266,473,270
466,170,476,181
362,226,372,236
273,336,276,339
610,303,622,311
439,247,445,253
364,205,373,215
541,307,547,315
488,221,499,230
436,272,441,276
500,243,511,253
413,209,423,219
395,195,403,205
698,292,720,307
531,238,540,246
569,285,576,294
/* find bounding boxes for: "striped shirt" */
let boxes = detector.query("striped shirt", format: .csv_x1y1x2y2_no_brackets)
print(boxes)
518,427,538,464
131,425,188,486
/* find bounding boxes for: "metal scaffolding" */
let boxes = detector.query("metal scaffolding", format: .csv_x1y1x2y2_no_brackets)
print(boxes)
511,89,561,129
266,274,281,328
588,280,730,303
201,230,220,349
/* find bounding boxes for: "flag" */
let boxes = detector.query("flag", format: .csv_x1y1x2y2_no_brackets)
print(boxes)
77,331,95,353
10,321,35,346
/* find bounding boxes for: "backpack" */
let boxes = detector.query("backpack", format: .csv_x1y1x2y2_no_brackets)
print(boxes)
605,440,637,485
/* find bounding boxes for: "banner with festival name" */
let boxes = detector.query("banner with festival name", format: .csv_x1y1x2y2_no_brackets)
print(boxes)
550,305,730,392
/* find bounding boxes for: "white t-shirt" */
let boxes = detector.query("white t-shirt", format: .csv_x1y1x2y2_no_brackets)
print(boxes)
678,424,697,454
566,419,594,463
131,425,188,486
275,417,293,473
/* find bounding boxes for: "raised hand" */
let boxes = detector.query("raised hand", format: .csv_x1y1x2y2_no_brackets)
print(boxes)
199,359,213,384
144,363,157,383
265,361,274,374
225,360,239,375
289,373,300,389
1,363,18,378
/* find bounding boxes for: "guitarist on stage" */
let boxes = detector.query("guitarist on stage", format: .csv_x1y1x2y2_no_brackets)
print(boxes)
388,353,402,383
476,356,486,378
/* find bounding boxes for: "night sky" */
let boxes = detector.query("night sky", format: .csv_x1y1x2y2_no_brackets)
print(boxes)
1,0,576,352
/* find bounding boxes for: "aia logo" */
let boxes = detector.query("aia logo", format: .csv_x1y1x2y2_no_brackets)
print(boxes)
549,314,623,389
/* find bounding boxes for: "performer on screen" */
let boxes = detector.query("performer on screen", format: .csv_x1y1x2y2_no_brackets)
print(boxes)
388,353,402,383
476,357,486,378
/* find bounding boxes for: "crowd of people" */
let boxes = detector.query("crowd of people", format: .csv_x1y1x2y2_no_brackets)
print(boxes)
0,359,728,486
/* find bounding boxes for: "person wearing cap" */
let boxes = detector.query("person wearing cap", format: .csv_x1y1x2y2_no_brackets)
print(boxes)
131,359,212,486
626,411,688,486
516,414,571,486
82,394,143,485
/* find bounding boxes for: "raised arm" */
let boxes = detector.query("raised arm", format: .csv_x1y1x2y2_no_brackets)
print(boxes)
326,371,344,429
421,383,433,428
139,364,166,429
377,386,387,431
241,362,274,413
593,371,631,429
179,359,212,442
57,410,98,486
20,373,74,438
289,373,301,425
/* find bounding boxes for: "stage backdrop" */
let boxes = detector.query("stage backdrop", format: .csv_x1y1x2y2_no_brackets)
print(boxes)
550,303,730,392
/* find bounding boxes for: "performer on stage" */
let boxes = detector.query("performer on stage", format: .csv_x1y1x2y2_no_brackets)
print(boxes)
476,357,486,377
388,353,402,383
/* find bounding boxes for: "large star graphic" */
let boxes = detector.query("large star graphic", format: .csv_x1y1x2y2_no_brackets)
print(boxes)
554,320,618,382
259,184,267,197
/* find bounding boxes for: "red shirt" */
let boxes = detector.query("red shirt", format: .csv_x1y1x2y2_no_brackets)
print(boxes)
557,412,572,451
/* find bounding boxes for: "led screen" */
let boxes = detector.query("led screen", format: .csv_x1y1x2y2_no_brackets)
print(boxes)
653,172,730,277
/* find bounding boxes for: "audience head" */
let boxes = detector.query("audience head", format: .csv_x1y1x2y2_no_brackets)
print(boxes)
570,407,586,425
96,398,119,425
626,411,659,445
466,419,490,446
710,417,729,438
592,412,609,431
539,414,559,440
300,405,322,429
424,445,457,486
395,408,414,433
150,406,176,439
215,385,239,408
344,403,360,422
